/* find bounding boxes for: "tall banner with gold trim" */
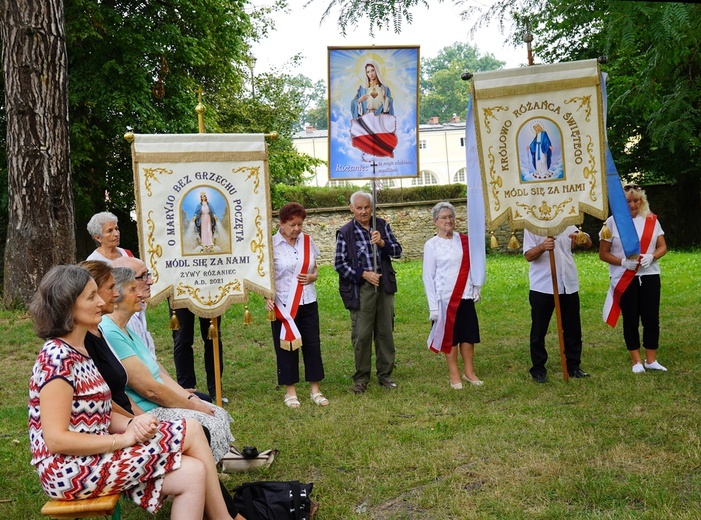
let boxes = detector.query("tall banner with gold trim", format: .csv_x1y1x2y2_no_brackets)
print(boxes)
131,134,274,317
470,59,608,235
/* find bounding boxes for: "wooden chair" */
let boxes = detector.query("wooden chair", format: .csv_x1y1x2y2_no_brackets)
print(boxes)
41,493,121,519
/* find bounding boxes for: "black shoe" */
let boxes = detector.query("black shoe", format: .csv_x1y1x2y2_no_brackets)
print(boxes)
568,368,590,378
532,373,548,384
378,378,398,389
351,382,368,394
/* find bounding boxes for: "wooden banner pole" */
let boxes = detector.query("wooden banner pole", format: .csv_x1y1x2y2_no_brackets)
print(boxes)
548,245,569,382
210,316,223,406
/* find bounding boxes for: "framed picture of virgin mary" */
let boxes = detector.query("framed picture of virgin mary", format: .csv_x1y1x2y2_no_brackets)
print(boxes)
328,46,420,181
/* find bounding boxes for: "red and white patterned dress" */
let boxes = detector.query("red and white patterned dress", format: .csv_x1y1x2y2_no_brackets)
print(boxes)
29,339,186,513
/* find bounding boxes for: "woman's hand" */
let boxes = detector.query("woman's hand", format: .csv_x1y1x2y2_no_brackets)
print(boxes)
125,413,159,444
297,272,317,285
189,395,216,416
265,298,275,311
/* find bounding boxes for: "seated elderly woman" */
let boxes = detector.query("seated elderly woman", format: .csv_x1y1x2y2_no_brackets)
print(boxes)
86,211,133,263
101,267,235,463
29,265,242,519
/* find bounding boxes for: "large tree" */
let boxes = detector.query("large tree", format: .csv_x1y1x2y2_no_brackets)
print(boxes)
0,0,76,305
420,42,503,123
65,0,256,257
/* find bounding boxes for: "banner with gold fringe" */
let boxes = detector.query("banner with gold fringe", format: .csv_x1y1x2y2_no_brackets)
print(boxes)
470,59,608,236
131,133,274,318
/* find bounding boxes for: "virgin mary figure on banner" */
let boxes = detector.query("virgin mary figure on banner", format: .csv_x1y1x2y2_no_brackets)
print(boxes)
350,58,398,158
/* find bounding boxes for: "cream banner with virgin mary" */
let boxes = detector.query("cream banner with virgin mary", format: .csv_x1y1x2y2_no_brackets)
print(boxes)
131,133,274,317
470,59,608,235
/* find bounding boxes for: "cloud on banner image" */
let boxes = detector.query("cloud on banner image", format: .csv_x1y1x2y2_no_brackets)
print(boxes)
329,47,418,180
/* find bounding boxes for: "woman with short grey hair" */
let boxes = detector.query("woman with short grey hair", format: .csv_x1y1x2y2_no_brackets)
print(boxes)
422,201,483,389
86,211,133,262
101,267,237,464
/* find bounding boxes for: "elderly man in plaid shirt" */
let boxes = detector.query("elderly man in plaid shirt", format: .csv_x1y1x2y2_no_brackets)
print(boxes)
335,191,403,394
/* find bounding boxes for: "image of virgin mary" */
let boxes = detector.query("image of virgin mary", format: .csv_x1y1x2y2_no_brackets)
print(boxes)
350,59,398,158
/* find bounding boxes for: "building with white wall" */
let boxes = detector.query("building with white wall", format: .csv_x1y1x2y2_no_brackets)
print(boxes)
293,116,468,189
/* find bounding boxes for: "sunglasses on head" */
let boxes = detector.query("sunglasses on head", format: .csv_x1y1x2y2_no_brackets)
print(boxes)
623,183,641,192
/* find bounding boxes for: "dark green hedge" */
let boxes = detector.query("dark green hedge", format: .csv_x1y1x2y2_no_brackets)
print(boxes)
273,183,467,210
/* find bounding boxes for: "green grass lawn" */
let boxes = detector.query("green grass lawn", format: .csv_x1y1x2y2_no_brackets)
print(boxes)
1,251,700,519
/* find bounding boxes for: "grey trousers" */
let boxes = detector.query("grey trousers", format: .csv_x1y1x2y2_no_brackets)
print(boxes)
350,282,396,384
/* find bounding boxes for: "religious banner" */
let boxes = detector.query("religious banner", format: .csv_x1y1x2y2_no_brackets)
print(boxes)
328,46,420,180
469,59,608,236
131,133,274,318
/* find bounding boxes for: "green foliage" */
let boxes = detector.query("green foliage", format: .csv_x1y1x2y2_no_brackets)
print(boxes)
318,0,437,36
420,42,504,123
65,0,256,223
274,183,466,209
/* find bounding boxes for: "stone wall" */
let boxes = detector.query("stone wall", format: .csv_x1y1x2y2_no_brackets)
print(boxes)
280,183,690,265
287,199,527,265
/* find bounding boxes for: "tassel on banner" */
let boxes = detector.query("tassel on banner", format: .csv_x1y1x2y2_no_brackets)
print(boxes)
243,306,253,325
169,310,180,331
267,309,276,321
600,223,612,240
508,232,520,250
208,319,216,340
490,230,499,249
576,226,589,245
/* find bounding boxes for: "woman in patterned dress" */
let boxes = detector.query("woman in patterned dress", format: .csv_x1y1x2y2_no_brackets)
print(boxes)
28,265,242,519
101,267,235,463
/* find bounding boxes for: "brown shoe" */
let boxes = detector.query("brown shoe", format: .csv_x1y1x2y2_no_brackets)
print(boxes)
378,378,398,389
351,382,367,394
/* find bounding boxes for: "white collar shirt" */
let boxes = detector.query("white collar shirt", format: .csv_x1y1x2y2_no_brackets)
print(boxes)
523,226,582,295
272,230,319,305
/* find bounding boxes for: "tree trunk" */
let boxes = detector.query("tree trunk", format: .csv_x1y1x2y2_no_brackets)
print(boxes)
1,0,75,306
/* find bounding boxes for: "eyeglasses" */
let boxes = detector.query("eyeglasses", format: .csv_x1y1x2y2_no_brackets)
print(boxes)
135,271,153,281
623,183,641,192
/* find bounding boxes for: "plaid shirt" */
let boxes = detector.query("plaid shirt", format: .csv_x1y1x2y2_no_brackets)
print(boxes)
335,218,402,282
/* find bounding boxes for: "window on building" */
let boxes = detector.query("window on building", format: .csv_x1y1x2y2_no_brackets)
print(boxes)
460,137,466,147
326,180,353,188
419,140,427,149
411,170,438,186
453,168,466,183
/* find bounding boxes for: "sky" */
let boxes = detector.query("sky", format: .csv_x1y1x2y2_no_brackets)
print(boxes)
248,0,525,83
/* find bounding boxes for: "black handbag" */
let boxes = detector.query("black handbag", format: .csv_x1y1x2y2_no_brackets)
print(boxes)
232,480,316,520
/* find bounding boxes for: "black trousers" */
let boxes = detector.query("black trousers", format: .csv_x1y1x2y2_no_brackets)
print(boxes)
171,306,223,397
271,301,324,386
529,290,583,376
620,274,661,351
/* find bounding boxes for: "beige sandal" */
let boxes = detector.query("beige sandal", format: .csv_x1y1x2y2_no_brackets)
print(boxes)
310,392,329,406
284,395,300,408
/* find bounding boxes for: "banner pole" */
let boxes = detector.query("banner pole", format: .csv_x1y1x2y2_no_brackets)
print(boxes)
211,317,223,406
194,87,226,405
548,245,569,382
371,163,378,293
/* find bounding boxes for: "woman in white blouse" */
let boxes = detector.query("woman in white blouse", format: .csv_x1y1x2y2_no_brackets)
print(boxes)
422,202,482,389
266,203,327,408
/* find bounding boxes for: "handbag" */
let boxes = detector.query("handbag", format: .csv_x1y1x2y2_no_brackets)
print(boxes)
232,481,317,520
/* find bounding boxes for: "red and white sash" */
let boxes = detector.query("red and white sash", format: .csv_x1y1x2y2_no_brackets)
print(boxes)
428,234,470,354
603,214,657,327
274,233,311,350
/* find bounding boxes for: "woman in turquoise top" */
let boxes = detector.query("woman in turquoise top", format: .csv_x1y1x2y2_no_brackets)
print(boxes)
101,267,235,463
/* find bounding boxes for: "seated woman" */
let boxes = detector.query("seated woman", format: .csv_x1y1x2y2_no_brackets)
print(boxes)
28,265,241,519
79,260,142,417
101,267,235,463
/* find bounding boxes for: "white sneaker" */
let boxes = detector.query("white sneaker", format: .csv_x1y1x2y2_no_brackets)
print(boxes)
644,360,667,372
632,363,645,374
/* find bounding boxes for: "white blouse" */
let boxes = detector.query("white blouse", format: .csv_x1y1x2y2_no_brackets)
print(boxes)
422,233,475,314
272,230,320,305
